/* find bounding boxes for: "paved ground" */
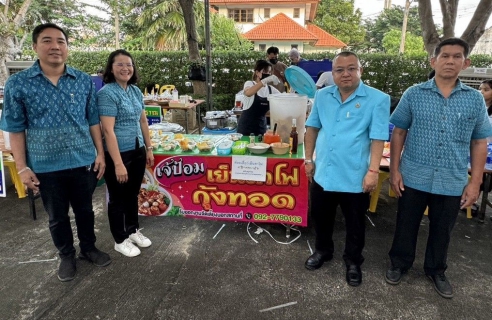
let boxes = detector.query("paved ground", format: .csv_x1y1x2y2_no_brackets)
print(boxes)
0,173,491,320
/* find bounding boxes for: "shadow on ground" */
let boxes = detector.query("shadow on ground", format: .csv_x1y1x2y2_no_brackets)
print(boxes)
0,174,491,320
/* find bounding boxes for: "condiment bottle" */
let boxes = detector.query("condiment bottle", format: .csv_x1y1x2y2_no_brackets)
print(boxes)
289,118,298,154
250,133,255,144
172,88,179,101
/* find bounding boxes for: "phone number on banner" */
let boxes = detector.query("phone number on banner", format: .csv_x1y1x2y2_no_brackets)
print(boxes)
253,213,302,224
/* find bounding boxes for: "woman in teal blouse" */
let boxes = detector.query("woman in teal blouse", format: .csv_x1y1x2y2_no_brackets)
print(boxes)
97,49,154,258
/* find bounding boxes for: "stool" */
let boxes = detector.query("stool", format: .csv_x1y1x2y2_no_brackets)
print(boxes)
423,206,472,219
424,175,472,219
368,171,395,213
3,159,27,198
159,84,175,94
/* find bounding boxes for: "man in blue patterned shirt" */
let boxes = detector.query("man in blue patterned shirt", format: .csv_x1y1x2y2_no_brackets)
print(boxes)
385,38,492,298
0,23,111,282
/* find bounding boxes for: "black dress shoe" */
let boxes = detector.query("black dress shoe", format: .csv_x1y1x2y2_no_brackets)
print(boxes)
305,251,333,270
385,266,406,285
346,265,362,287
427,274,453,299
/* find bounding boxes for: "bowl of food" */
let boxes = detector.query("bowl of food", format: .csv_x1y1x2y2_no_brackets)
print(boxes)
174,133,185,142
138,184,172,216
226,133,243,142
247,143,270,154
270,142,290,155
232,141,247,155
179,138,196,151
217,140,233,155
161,141,178,151
196,141,212,153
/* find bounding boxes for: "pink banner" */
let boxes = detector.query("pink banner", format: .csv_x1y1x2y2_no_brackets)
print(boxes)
138,155,308,226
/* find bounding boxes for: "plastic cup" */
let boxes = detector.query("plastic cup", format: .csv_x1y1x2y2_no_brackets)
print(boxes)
263,130,281,144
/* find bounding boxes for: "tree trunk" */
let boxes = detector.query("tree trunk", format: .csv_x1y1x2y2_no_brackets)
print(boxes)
178,0,200,61
178,0,206,95
418,0,442,55
0,0,33,83
461,0,492,52
419,0,492,56
0,36,23,84
192,80,207,95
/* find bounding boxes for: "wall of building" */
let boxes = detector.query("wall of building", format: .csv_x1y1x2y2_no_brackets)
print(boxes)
253,42,305,53
302,44,342,54
217,5,306,33
472,27,492,55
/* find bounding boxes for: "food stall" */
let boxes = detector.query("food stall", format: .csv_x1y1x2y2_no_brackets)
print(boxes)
139,132,309,226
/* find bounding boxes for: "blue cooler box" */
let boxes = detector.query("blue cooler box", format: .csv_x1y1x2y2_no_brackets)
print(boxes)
202,127,237,135
297,59,333,82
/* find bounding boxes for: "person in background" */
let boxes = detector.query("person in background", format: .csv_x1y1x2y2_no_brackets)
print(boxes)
97,49,154,258
92,68,105,92
316,70,334,89
304,51,390,287
266,46,287,92
479,79,492,121
288,48,304,66
385,38,492,299
428,69,436,80
236,59,281,136
0,23,110,282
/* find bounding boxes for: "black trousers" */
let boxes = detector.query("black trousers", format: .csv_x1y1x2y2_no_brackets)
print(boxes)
104,147,146,244
310,180,369,266
388,186,461,275
37,166,98,257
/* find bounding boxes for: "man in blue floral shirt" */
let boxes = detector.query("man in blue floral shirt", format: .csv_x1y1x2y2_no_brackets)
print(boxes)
386,38,492,298
0,23,111,282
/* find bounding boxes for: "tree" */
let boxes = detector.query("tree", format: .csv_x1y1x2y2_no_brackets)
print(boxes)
0,0,32,83
0,0,94,83
418,0,492,55
382,29,426,55
314,0,365,47
200,13,252,51
359,5,422,52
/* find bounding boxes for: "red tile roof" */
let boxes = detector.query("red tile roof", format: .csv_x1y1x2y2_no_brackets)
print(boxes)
244,13,317,41
306,24,346,48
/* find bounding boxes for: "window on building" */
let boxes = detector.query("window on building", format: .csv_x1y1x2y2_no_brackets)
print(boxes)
228,9,254,22
293,8,300,18
264,8,270,19
259,44,266,51
291,45,298,49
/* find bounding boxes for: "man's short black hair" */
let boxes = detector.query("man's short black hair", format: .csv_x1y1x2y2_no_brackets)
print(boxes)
32,23,68,44
267,46,279,55
433,38,470,58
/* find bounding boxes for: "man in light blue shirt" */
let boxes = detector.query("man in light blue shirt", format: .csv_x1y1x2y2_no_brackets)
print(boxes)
385,38,492,299
0,23,111,282
304,52,390,287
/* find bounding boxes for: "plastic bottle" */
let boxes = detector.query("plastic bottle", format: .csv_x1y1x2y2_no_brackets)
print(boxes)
172,88,179,101
249,133,255,144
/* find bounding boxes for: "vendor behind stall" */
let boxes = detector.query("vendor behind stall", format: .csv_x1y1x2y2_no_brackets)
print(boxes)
237,60,281,136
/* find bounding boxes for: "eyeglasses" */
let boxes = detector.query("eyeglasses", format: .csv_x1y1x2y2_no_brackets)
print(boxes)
333,67,359,75
113,63,134,68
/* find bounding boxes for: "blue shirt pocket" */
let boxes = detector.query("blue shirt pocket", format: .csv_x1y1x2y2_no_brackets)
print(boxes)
455,114,475,143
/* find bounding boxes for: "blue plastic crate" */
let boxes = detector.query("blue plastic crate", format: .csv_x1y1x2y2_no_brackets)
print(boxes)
297,59,333,82
202,127,237,135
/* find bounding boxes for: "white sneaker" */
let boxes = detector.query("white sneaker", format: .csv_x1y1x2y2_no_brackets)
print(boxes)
114,238,141,257
129,229,152,248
